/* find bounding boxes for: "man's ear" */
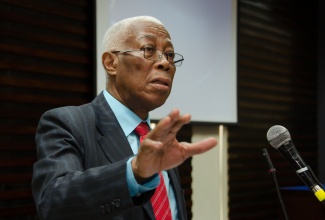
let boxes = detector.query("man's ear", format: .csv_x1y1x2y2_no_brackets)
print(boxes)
102,52,117,76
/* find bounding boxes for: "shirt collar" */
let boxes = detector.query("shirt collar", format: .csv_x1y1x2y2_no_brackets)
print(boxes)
103,90,150,136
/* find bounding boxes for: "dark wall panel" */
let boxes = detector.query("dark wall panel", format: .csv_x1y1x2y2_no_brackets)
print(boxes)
0,0,95,218
228,1,318,219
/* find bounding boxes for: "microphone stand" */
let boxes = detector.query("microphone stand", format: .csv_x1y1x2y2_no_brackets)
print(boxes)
262,148,289,220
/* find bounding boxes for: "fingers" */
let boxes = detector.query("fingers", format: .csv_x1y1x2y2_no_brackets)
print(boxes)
149,109,191,140
168,111,191,134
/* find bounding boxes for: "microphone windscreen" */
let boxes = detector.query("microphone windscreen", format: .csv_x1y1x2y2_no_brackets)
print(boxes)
267,125,292,149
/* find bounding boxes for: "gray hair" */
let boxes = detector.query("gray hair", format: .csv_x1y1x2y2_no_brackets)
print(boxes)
102,16,164,52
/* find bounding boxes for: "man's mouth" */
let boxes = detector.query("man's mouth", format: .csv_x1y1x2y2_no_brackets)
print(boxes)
150,77,171,88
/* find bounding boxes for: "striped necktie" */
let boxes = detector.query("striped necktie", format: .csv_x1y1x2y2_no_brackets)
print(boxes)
134,122,172,220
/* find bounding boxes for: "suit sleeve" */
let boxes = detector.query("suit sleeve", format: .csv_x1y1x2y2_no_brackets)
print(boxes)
32,108,152,220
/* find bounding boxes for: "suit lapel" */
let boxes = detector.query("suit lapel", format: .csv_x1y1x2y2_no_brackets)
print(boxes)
143,201,155,219
93,93,156,219
168,169,187,220
93,92,134,163
92,93,186,220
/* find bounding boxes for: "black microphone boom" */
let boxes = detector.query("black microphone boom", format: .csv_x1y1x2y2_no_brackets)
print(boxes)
266,125,325,204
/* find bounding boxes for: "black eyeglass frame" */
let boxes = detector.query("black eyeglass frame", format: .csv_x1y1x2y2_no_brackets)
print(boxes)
111,48,184,67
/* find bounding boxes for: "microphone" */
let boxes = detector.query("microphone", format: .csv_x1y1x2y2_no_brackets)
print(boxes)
266,125,325,204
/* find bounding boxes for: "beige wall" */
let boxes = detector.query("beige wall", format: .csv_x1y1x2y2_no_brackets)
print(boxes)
192,125,229,220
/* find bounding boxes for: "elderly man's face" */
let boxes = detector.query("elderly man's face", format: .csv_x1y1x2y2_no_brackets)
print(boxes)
110,20,176,118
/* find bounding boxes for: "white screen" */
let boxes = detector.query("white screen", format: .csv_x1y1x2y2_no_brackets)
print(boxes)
96,0,237,123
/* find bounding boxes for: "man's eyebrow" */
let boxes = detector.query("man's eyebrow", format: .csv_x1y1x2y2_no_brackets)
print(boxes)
140,34,157,39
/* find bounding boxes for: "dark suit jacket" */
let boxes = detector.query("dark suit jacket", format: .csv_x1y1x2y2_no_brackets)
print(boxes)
32,92,187,220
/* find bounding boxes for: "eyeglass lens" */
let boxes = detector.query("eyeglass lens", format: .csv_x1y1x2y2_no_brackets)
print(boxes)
143,49,183,66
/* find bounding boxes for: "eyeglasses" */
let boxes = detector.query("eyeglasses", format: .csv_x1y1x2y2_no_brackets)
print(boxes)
112,47,184,67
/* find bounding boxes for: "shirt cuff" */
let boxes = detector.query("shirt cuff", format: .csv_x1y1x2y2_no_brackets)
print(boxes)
126,157,160,197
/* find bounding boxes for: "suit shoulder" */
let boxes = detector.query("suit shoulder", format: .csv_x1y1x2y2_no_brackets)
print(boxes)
41,103,95,124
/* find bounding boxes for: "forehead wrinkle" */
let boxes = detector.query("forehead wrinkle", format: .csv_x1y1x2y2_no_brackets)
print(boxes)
140,34,157,40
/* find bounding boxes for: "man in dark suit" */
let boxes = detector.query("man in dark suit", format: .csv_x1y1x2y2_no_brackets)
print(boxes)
32,16,217,220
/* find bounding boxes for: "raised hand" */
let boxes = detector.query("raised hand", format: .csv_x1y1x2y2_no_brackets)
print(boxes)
132,109,217,182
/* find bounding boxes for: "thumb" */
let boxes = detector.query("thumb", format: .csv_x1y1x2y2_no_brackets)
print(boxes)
182,137,217,157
